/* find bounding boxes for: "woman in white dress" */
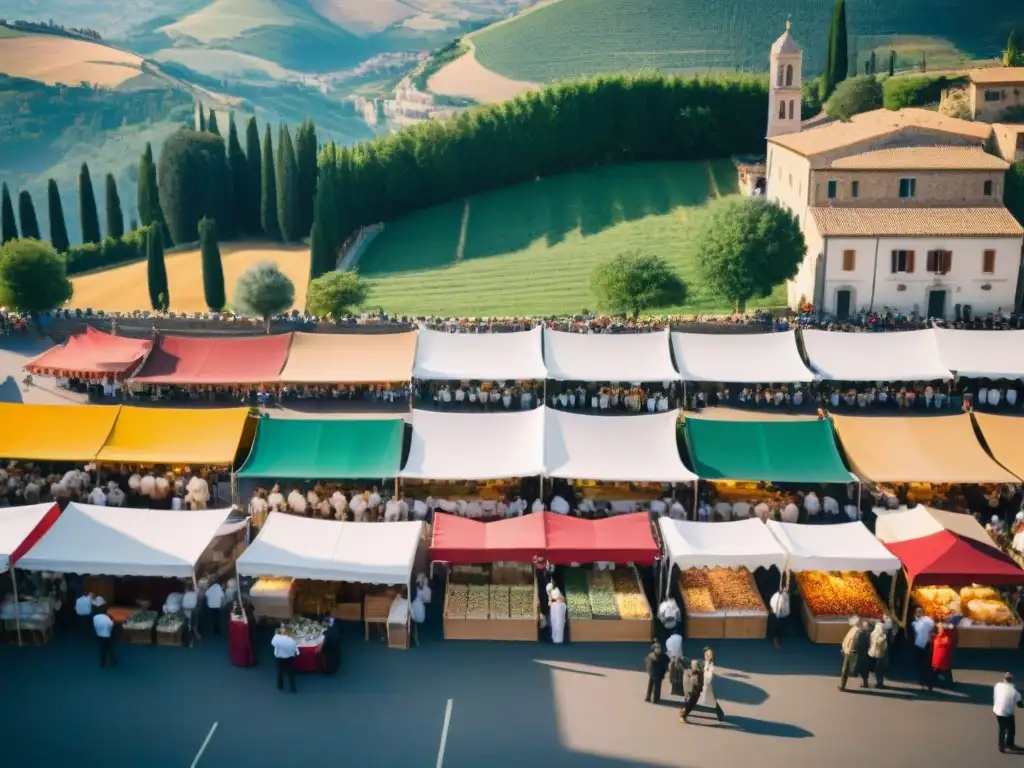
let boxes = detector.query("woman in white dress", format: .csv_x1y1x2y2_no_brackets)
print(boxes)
698,648,724,720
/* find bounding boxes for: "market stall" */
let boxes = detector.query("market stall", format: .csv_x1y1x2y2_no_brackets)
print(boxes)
413,326,547,381
543,328,679,383
658,518,786,639
0,503,62,643
0,403,121,462
237,513,425,651
801,329,952,383
765,520,900,643
671,330,814,385
25,326,151,383
933,328,1024,380
277,331,417,386
17,503,233,646
875,505,1024,648
546,513,656,642
130,332,293,386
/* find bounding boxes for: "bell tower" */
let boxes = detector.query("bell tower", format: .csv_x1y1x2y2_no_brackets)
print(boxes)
767,20,803,139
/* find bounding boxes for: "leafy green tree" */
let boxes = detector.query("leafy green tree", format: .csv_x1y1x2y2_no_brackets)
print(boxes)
104,173,124,239
157,128,229,244
234,260,294,324
199,216,225,311
227,114,249,236
47,179,70,253
17,191,40,240
590,251,686,318
0,183,16,244
207,109,220,136
276,124,299,241
1005,30,1023,66
0,239,73,311
146,226,169,310
79,162,101,245
825,75,883,120
824,0,848,98
245,117,262,234
261,124,279,239
295,119,318,237
306,270,368,318
308,160,338,280
695,197,806,312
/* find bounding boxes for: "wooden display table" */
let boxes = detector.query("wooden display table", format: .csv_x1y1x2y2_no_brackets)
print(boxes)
364,593,396,640
156,626,184,646
331,602,362,622
956,624,1023,649
571,617,652,642
122,626,154,645
685,613,726,639
800,601,853,644
724,614,768,639
443,571,538,641
388,621,410,649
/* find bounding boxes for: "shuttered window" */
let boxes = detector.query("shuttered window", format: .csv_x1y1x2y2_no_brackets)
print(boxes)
842,250,856,271
891,250,915,273
926,250,952,274
983,249,997,274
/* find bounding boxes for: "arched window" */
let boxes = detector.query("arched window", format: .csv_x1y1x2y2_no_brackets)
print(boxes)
788,99,795,119
779,100,787,119
777,64,785,86
785,64,794,86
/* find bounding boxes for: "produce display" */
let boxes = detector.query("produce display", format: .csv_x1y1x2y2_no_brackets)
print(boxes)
446,585,469,619
509,586,535,618
123,610,158,630
564,568,593,619
680,568,766,614
563,566,650,620
467,585,490,619
489,585,510,619
587,571,620,619
446,565,537,622
612,567,652,620
797,571,886,619
284,617,324,646
914,584,1019,627
156,613,184,633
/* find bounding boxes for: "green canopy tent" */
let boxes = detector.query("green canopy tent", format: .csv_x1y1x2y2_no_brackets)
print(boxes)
683,417,854,483
238,418,405,480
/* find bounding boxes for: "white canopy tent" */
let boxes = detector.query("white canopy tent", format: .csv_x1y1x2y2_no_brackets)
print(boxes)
801,329,952,382
237,514,423,585
671,331,814,382
543,328,678,382
412,326,547,380
933,328,1024,379
765,520,900,574
0,503,58,574
17,503,232,578
401,408,546,480
545,409,696,482
658,518,787,577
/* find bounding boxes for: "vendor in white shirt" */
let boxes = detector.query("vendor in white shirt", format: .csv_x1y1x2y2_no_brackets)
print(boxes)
769,585,791,648
75,592,95,630
911,607,936,688
271,627,299,693
994,672,1024,753
204,581,225,637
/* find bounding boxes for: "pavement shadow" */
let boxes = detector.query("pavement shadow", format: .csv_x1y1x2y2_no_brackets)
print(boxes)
0,375,23,403
686,712,813,739
714,672,770,705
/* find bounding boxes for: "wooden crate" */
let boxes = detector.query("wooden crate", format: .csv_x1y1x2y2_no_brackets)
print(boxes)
156,627,183,647
957,625,1023,649
724,614,768,639
443,617,494,640
332,603,362,622
571,618,652,643
388,622,409,649
685,614,726,639
122,626,153,645
801,602,851,644
488,618,538,642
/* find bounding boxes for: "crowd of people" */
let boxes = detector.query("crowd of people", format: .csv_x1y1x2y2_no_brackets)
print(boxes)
415,381,542,411
548,382,679,413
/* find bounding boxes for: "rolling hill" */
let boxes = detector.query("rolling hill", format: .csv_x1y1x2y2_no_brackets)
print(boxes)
470,0,1019,85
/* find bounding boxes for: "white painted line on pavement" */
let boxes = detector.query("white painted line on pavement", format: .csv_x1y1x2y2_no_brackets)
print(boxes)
436,699,453,768
190,722,218,768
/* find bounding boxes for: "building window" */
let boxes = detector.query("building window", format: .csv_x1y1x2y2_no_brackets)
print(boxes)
779,100,786,119
827,180,838,199
891,250,915,273
842,249,856,271
785,64,794,86
984,90,1003,102
983,249,996,274
984,179,993,196
851,180,859,199
777,64,785,86
788,99,795,120
926,250,952,274
898,178,916,198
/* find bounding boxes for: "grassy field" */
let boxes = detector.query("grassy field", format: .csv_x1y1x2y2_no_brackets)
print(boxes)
471,0,1015,84
0,34,145,86
358,160,785,316
68,241,311,313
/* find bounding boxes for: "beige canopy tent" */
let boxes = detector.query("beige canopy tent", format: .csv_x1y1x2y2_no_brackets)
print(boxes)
972,413,1024,480
277,331,417,384
831,413,1019,484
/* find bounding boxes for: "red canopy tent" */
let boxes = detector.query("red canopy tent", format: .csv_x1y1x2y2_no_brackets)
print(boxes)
883,531,1024,586
544,513,660,566
429,513,547,564
26,327,151,380
131,333,293,385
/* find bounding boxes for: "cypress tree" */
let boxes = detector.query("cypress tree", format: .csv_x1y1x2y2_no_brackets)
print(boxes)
295,119,318,237
824,0,848,97
276,123,298,242
888,50,896,76
78,162,101,244
47,179,70,253
197,103,206,132
199,216,225,311
146,226,169,311
104,173,124,239
137,143,156,226
208,108,220,136
921,51,927,72
245,117,262,234
17,190,40,240
227,114,248,236
308,161,337,280
1,183,17,243
261,123,279,239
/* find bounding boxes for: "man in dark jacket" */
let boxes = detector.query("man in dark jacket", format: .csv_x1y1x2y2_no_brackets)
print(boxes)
321,618,342,675
644,642,669,704
680,659,704,723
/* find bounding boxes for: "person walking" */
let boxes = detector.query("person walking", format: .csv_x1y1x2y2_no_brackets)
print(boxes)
680,648,725,722
666,632,685,696
271,626,299,693
768,584,790,649
867,619,889,688
839,617,868,691
929,623,956,691
644,641,669,704
549,589,567,644
911,607,936,689
93,607,117,668
994,672,1024,753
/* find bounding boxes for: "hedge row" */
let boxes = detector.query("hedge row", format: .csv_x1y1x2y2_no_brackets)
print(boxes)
65,225,152,276
882,74,962,110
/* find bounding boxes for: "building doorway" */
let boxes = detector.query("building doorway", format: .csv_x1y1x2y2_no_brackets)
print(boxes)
835,289,852,320
927,289,947,319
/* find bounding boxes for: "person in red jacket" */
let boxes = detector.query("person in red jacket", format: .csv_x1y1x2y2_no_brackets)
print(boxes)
929,623,956,691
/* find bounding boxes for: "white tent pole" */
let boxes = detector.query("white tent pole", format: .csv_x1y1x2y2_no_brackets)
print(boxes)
11,558,21,646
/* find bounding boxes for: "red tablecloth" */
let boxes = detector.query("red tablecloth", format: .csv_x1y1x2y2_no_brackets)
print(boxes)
294,641,323,672
228,617,256,667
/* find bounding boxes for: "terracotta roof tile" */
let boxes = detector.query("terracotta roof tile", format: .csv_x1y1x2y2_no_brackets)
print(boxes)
829,146,1009,170
810,207,1024,238
969,67,1024,85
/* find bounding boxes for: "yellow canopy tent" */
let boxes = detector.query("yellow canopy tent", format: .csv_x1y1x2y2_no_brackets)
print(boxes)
96,406,253,466
831,413,1019,484
972,412,1024,480
0,403,120,461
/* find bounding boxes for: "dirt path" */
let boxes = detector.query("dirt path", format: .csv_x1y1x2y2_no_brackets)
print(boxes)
427,40,538,104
